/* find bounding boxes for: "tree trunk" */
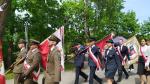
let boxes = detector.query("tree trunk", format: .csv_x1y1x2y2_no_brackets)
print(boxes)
0,0,9,39
84,0,90,40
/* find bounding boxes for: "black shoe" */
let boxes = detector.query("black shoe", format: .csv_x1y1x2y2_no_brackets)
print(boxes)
84,78,88,82
113,81,117,84
125,75,129,79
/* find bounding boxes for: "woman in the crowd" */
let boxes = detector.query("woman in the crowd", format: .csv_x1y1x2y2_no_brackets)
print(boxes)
105,39,122,84
137,39,149,84
147,40,150,46
145,39,150,84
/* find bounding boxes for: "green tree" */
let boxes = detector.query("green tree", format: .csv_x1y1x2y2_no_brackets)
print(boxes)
3,0,65,68
140,18,150,39
62,0,95,55
91,0,140,38
2,0,143,65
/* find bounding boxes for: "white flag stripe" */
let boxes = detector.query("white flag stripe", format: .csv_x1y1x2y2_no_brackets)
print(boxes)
0,61,5,75
53,26,65,70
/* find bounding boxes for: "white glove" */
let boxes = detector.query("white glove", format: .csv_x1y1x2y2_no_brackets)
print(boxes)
145,61,149,67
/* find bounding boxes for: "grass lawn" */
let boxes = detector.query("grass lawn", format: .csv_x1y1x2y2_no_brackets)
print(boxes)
6,71,14,80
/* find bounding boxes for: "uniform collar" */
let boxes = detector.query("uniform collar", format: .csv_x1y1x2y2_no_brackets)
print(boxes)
91,45,95,48
21,47,25,51
32,48,38,52
108,46,112,50
51,45,55,51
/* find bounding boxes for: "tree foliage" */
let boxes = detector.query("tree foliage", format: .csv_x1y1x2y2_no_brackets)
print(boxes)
1,0,149,67
140,18,150,39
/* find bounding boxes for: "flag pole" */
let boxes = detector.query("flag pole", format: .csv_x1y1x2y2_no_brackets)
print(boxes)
25,21,28,50
24,14,30,50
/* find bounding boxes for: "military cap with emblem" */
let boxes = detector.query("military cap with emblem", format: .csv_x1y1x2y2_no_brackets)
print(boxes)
48,35,60,44
30,39,40,45
18,39,26,44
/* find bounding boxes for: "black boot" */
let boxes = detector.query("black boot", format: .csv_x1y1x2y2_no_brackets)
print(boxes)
116,75,122,82
125,74,129,79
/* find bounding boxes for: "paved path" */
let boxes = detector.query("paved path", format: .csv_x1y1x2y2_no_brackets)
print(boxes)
7,67,140,84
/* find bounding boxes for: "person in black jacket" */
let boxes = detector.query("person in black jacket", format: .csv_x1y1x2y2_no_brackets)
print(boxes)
87,38,103,84
105,39,122,84
73,43,88,84
116,39,130,82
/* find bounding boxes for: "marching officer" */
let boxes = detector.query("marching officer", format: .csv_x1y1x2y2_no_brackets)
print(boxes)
44,35,61,84
87,38,103,84
13,39,26,84
73,43,88,84
117,39,129,82
21,39,41,84
105,39,122,84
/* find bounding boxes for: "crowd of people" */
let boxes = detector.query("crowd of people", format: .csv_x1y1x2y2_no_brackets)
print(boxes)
11,35,150,84
13,35,61,84
72,38,150,84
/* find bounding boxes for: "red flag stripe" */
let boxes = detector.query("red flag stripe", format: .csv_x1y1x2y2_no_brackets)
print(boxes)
96,34,112,53
39,39,50,69
0,40,5,84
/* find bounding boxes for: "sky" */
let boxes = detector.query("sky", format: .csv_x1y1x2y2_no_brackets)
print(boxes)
123,0,150,23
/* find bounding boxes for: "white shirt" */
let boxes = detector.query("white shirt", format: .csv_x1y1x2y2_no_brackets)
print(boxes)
106,46,113,55
147,46,150,57
141,45,150,67
141,45,149,57
120,45,123,51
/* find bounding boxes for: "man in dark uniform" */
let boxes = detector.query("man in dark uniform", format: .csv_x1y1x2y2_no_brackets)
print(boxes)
73,43,88,84
13,39,26,84
44,35,61,84
21,39,41,84
87,38,102,84
117,39,130,82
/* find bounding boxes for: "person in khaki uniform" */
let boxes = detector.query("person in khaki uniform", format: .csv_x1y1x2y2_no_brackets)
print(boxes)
44,35,61,84
21,39,41,84
13,39,26,84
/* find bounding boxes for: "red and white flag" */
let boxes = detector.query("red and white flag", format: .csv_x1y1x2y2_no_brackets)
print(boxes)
39,26,65,71
96,34,113,55
0,40,5,84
